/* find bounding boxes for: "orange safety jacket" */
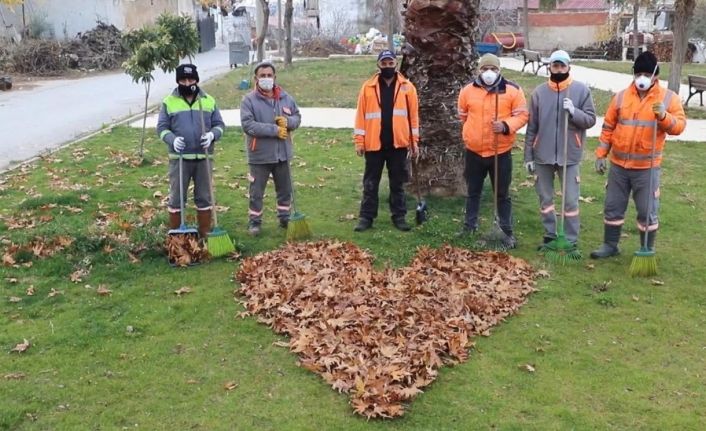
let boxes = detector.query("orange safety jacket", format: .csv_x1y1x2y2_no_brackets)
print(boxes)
457,78,529,157
354,72,420,151
596,82,686,169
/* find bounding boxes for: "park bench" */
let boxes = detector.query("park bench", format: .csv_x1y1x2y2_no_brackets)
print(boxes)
570,49,608,60
685,74,706,106
521,49,550,75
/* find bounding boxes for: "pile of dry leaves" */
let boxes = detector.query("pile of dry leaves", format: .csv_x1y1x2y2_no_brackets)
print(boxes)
236,240,535,418
166,234,208,267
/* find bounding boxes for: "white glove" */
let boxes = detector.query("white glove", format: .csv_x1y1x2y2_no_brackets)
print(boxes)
200,131,215,149
563,98,575,116
173,136,186,152
524,161,535,174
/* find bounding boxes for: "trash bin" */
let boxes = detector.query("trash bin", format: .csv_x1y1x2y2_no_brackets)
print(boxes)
229,41,250,68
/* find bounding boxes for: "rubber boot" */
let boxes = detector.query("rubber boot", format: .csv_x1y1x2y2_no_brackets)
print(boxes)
169,212,181,229
197,210,212,239
639,230,656,252
590,225,622,259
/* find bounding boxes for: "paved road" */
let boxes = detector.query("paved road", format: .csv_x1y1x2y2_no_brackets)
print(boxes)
0,46,234,172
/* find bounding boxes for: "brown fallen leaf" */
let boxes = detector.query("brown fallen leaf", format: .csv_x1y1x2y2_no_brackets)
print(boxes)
48,288,62,298
519,363,536,373
272,340,289,348
223,381,239,391
26,286,35,296
97,285,112,296
9,296,22,303
536,270,550,278
11,338,31,353
174,287,192,296
4,372,26,380
651,279,665,286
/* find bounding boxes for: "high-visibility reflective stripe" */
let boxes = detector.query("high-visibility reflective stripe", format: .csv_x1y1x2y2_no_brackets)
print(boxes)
276,205,290,211
637,222,659,232
458,109,467,115
365,112,382,120
411,128,420,136
196,205,213,211
618,119,656,127
160,130,172,139
167,207,181,214
354,128,366,135
540,205,555,214
615,90,625,112
168,153,213,160
213,126,224,135
393,109,408,117
512,108,528,115
249,209,263,216
612,150,662,161
604,219,624,226
602,124,614,131
663,90,673,106
598,142,611,150
563,210,579,217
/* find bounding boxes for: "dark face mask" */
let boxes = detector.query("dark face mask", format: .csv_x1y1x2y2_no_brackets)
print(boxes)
380,67,396,79
550,72,570,83
178,84,198,97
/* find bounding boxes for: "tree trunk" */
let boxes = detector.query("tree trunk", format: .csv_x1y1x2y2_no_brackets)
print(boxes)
284,0,293,65
401,0,479,196
632,1,639,60
668,0,695,93
523,0,530,49
278,0,283,55
256,0,270,62
139,80,151,159
388,0,396,51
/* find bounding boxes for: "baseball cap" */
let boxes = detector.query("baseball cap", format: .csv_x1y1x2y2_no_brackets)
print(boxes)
549,50,571,66
377,50,396,62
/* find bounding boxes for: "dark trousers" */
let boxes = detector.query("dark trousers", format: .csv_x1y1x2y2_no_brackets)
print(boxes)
359,148,409,221
464,149,513,234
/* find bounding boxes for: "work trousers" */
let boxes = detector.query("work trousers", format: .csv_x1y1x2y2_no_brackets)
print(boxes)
248,161,292,225
603,162,660,232
534,163,581,243
464,149,513,235
358,148,409,222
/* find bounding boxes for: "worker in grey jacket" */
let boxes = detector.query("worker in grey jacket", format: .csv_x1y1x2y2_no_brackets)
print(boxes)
241,61,301,236
157,63,225,238
523,50,596,248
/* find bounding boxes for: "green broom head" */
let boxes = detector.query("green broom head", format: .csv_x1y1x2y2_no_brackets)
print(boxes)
206,226,236,258
541,234,582,265
286,211,312,242
629,247,657,277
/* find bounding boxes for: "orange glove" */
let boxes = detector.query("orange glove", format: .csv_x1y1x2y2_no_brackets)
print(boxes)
277,125,288,140
275,116,287,128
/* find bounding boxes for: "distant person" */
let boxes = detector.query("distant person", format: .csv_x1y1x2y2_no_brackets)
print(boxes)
240,61,301,237
456,53,528,248
590,51,686,259
157,63,225,239
352,50,420,232
523,50,596,249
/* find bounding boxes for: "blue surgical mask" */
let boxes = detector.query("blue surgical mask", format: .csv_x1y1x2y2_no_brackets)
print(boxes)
258,77,274,91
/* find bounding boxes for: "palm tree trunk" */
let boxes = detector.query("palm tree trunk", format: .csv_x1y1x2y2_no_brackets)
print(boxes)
668,0,695,93
401,0,479,196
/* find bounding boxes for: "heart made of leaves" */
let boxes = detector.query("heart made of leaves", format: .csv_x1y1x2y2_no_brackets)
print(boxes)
237,240,535,418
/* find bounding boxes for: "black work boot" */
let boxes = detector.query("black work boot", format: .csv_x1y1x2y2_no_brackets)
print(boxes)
354,218,373,232
590,225,622,259
639,230,656,251
392,217,411,232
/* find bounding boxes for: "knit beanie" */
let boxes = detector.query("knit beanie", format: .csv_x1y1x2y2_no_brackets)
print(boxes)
478,53,500,69
176,64,199,82
633,51,659,75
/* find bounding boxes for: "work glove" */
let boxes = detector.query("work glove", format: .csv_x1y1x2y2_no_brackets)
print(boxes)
491,120,507,134
524,161,535,174
200,131,215,149
173,136,186,152
275,115,288,128
563,98,575,116
277,125,288,140
595,157,607,175
652,102,666,120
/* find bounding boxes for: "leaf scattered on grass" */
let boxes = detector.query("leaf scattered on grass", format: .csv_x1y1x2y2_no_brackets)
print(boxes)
26,286,35,296
223,381,239,391
8,296,22,303
166,235,208,267
174,286,192,296
96,285,112,296
48,288,63,298
11,338,31,353
236,240,535,418
651,279,665,286
4,372,26,380
519,363,536,373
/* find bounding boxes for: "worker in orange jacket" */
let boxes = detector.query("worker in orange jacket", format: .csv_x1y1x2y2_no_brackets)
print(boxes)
456,53,529,248
590,51,686,259
353,50,420,232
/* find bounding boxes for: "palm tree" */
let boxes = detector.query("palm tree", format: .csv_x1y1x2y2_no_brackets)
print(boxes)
400,0,480,196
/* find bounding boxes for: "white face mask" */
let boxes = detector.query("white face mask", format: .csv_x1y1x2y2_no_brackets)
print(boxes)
258,77,274,91
481,70,498,86
634,75,652,91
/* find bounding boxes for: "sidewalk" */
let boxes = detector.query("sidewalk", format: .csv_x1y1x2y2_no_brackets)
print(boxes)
132,107,706,142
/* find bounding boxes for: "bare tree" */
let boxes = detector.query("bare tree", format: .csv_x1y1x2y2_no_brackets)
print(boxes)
256,0,270,62
668,0,696,92
284,0,293,65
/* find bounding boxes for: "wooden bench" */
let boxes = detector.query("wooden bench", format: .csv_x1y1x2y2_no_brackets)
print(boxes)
521,49,550,75
685,75,706,106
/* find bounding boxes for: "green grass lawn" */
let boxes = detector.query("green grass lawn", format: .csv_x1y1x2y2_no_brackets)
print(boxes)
1,122,705,429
